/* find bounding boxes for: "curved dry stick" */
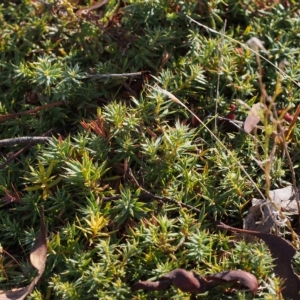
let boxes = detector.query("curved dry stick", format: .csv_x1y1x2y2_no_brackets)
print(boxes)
0,143,32,171
0,131,52,171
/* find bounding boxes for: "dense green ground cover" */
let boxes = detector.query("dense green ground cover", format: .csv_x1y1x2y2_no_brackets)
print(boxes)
1,0,300,299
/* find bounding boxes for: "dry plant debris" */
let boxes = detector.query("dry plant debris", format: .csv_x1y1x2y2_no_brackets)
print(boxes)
0,206,47,300
132,268,258,295
244,186,300,234
218,224,300,299
243,103,265,134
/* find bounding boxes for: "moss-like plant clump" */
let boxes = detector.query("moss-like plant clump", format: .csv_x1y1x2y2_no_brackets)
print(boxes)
1,0,300,299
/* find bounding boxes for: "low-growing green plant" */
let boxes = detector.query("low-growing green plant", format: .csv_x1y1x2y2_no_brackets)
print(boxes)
24,161,62,199
1,0,300,299
110,186,149,225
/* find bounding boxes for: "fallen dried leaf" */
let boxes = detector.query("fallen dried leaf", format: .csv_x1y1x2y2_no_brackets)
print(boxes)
244,186,300,234
206,270,258,295
30,206,47,275
0,206,47,300
244,103,264,133
131,279,171,291
162,268,201,293
132,268,258,295
218,224,300,299
246,37,269,54
0,286,32,300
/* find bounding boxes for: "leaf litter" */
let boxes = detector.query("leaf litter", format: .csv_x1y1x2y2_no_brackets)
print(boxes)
132,222,300,298
132,268,258,295
0,206,47,300
218,224,300,299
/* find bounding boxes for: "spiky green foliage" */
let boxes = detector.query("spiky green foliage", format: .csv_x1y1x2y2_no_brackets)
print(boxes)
1,0,300,299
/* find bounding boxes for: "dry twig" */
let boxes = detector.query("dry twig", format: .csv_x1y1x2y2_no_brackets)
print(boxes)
0,101,64,123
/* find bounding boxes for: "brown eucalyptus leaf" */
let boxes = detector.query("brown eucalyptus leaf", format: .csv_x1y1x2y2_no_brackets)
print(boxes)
131,268,258,295
0,287,29,300
30,206,47,274
0,206,47,300
131,269,202,293
162,268,202,293
0,279,39,300
131,279,171,291
244,103,264,133
206,270,258,295
218,224,300,299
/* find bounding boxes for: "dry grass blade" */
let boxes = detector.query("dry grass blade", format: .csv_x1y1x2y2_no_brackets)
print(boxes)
285,103,300,141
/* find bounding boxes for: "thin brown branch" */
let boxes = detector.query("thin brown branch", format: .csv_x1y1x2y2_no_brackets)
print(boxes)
105,168,201,213
0,131,52,170
76,0,109,16
0,137,51,147
126,169,224,226
0,101,64,123
0,144,32,170
102,182,224,227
